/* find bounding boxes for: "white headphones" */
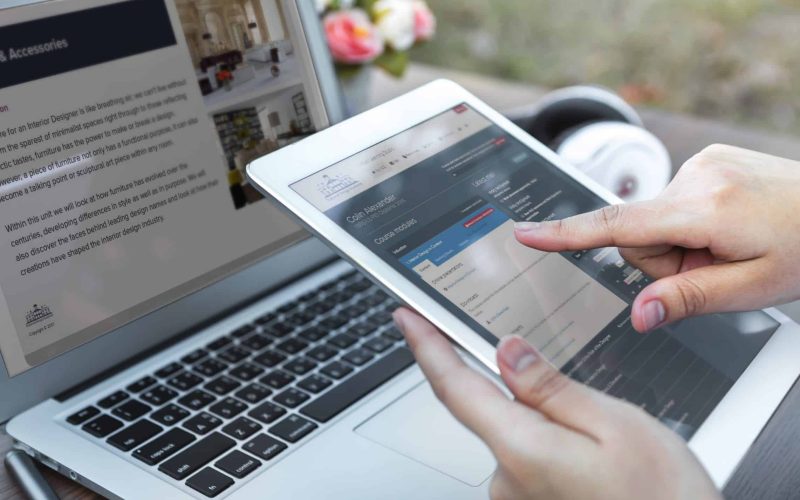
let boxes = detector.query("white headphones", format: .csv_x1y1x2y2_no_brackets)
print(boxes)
510,86,672,202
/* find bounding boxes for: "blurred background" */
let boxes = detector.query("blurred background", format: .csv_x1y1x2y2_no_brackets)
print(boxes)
410,0,799,135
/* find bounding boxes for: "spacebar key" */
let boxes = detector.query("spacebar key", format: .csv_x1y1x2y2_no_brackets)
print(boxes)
301,347,414,423
158,432,235,480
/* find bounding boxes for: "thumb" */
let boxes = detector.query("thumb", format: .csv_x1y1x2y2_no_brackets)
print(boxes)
631,260,771,332
496,335,622,439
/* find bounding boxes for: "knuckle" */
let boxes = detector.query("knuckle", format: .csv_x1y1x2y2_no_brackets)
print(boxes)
672,276,708,317
524,368,571,408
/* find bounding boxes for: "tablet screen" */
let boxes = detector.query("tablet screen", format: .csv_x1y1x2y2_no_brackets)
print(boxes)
292,103,779,439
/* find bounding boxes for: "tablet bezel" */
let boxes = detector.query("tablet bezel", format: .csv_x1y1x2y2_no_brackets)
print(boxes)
247,79,800,487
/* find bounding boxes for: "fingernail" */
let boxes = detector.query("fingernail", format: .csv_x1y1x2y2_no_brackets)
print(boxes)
514,221,541,232
498,336,538,373
642,300,666,331
392,310,406,333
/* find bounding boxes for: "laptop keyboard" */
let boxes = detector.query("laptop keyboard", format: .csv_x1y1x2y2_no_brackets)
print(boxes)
63,269,414,497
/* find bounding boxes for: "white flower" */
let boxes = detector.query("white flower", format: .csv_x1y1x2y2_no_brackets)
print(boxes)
373,0,416,51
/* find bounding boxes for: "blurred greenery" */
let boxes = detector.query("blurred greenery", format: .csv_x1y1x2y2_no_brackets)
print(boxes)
412,0,800,134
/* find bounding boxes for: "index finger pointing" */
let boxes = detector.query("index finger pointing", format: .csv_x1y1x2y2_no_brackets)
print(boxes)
515,201,704,252
393,308,526,449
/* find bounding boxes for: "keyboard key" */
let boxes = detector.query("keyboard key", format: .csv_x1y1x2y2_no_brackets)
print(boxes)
127,376,157,393
159,432,235,480
328,334,357,349
382,327,404,341
107,419,162,452
183,412,222,435
307,345,338,362
151,403,190,426
141,385,178,406
215,450,261,479
234,384,272,404
112,399,151,421
320,361,354,380
168,371,204,391
186,467,233,498
285,310,315,327
97,390,129,409
342,302,369,319
252,350,286,368
134,428,195,465
342,348,374,367
264,321,294,338
218,345,250,364
259,370,295,389
221,417,261,440
228,363,264,382
368,311,393,327
206,337,232,351
283,357,317,376
350,322,377,338
230,324,256,338
82,415,124,437
254,312,278,325
364,337,394,353
66,406,99,425
302,348,414,423
155,362,183,379
181,349,209,364
178,390,216,411
209,398,247,419
275,338,309,355
247,401,286,425
269,415,317,443
320,316,348,331
194,358,228,377
273,388,310,408
298,374,333,394
308,301,335,315
204,376,241,396
240,333,272,351
243,433,287,461
298,326,327,342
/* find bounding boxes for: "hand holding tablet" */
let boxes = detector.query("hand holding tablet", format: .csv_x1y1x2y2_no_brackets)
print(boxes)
247,80,800,488
395,307,721,500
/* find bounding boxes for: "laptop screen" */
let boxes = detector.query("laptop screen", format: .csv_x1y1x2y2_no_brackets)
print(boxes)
0,0,331,376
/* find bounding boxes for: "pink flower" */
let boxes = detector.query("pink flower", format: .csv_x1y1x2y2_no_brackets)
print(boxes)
412,1,436,42
324,9,383,65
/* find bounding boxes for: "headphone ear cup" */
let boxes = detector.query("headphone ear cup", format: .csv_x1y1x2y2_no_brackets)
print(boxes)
517,86,643,149
556,122,672,202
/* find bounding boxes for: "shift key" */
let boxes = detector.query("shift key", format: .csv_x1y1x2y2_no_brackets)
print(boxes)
159,432,235,480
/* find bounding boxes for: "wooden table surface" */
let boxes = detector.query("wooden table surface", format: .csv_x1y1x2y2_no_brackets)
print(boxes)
2,64,800,499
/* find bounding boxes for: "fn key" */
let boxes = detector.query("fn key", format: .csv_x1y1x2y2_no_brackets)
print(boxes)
186,467,234,497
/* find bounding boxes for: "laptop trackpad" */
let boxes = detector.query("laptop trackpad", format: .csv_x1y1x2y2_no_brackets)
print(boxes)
355,382,496,486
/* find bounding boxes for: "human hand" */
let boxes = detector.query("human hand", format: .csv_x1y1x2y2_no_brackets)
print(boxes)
515,144,800,331
393,307,721,500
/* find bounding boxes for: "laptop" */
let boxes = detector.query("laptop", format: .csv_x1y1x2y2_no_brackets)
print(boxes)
0,0,496,498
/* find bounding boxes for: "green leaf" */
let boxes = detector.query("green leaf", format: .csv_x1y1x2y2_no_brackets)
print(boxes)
357,0,380,16
375,50,409,78
335,63,365,81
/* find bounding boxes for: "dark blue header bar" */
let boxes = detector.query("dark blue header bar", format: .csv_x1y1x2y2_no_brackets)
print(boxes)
0,0,176,90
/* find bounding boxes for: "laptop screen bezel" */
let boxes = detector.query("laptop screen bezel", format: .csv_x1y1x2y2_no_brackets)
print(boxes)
0,0,345,423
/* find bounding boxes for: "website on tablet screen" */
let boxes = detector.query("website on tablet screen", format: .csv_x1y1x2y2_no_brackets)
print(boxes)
293,103,780,439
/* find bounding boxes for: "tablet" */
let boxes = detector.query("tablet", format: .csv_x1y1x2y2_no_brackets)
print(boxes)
248,79,800,486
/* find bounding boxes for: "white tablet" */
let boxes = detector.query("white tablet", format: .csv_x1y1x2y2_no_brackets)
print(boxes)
247,79,800,487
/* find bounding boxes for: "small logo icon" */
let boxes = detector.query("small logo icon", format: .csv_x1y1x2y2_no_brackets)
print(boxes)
25,304,53,327
317,174,359,200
